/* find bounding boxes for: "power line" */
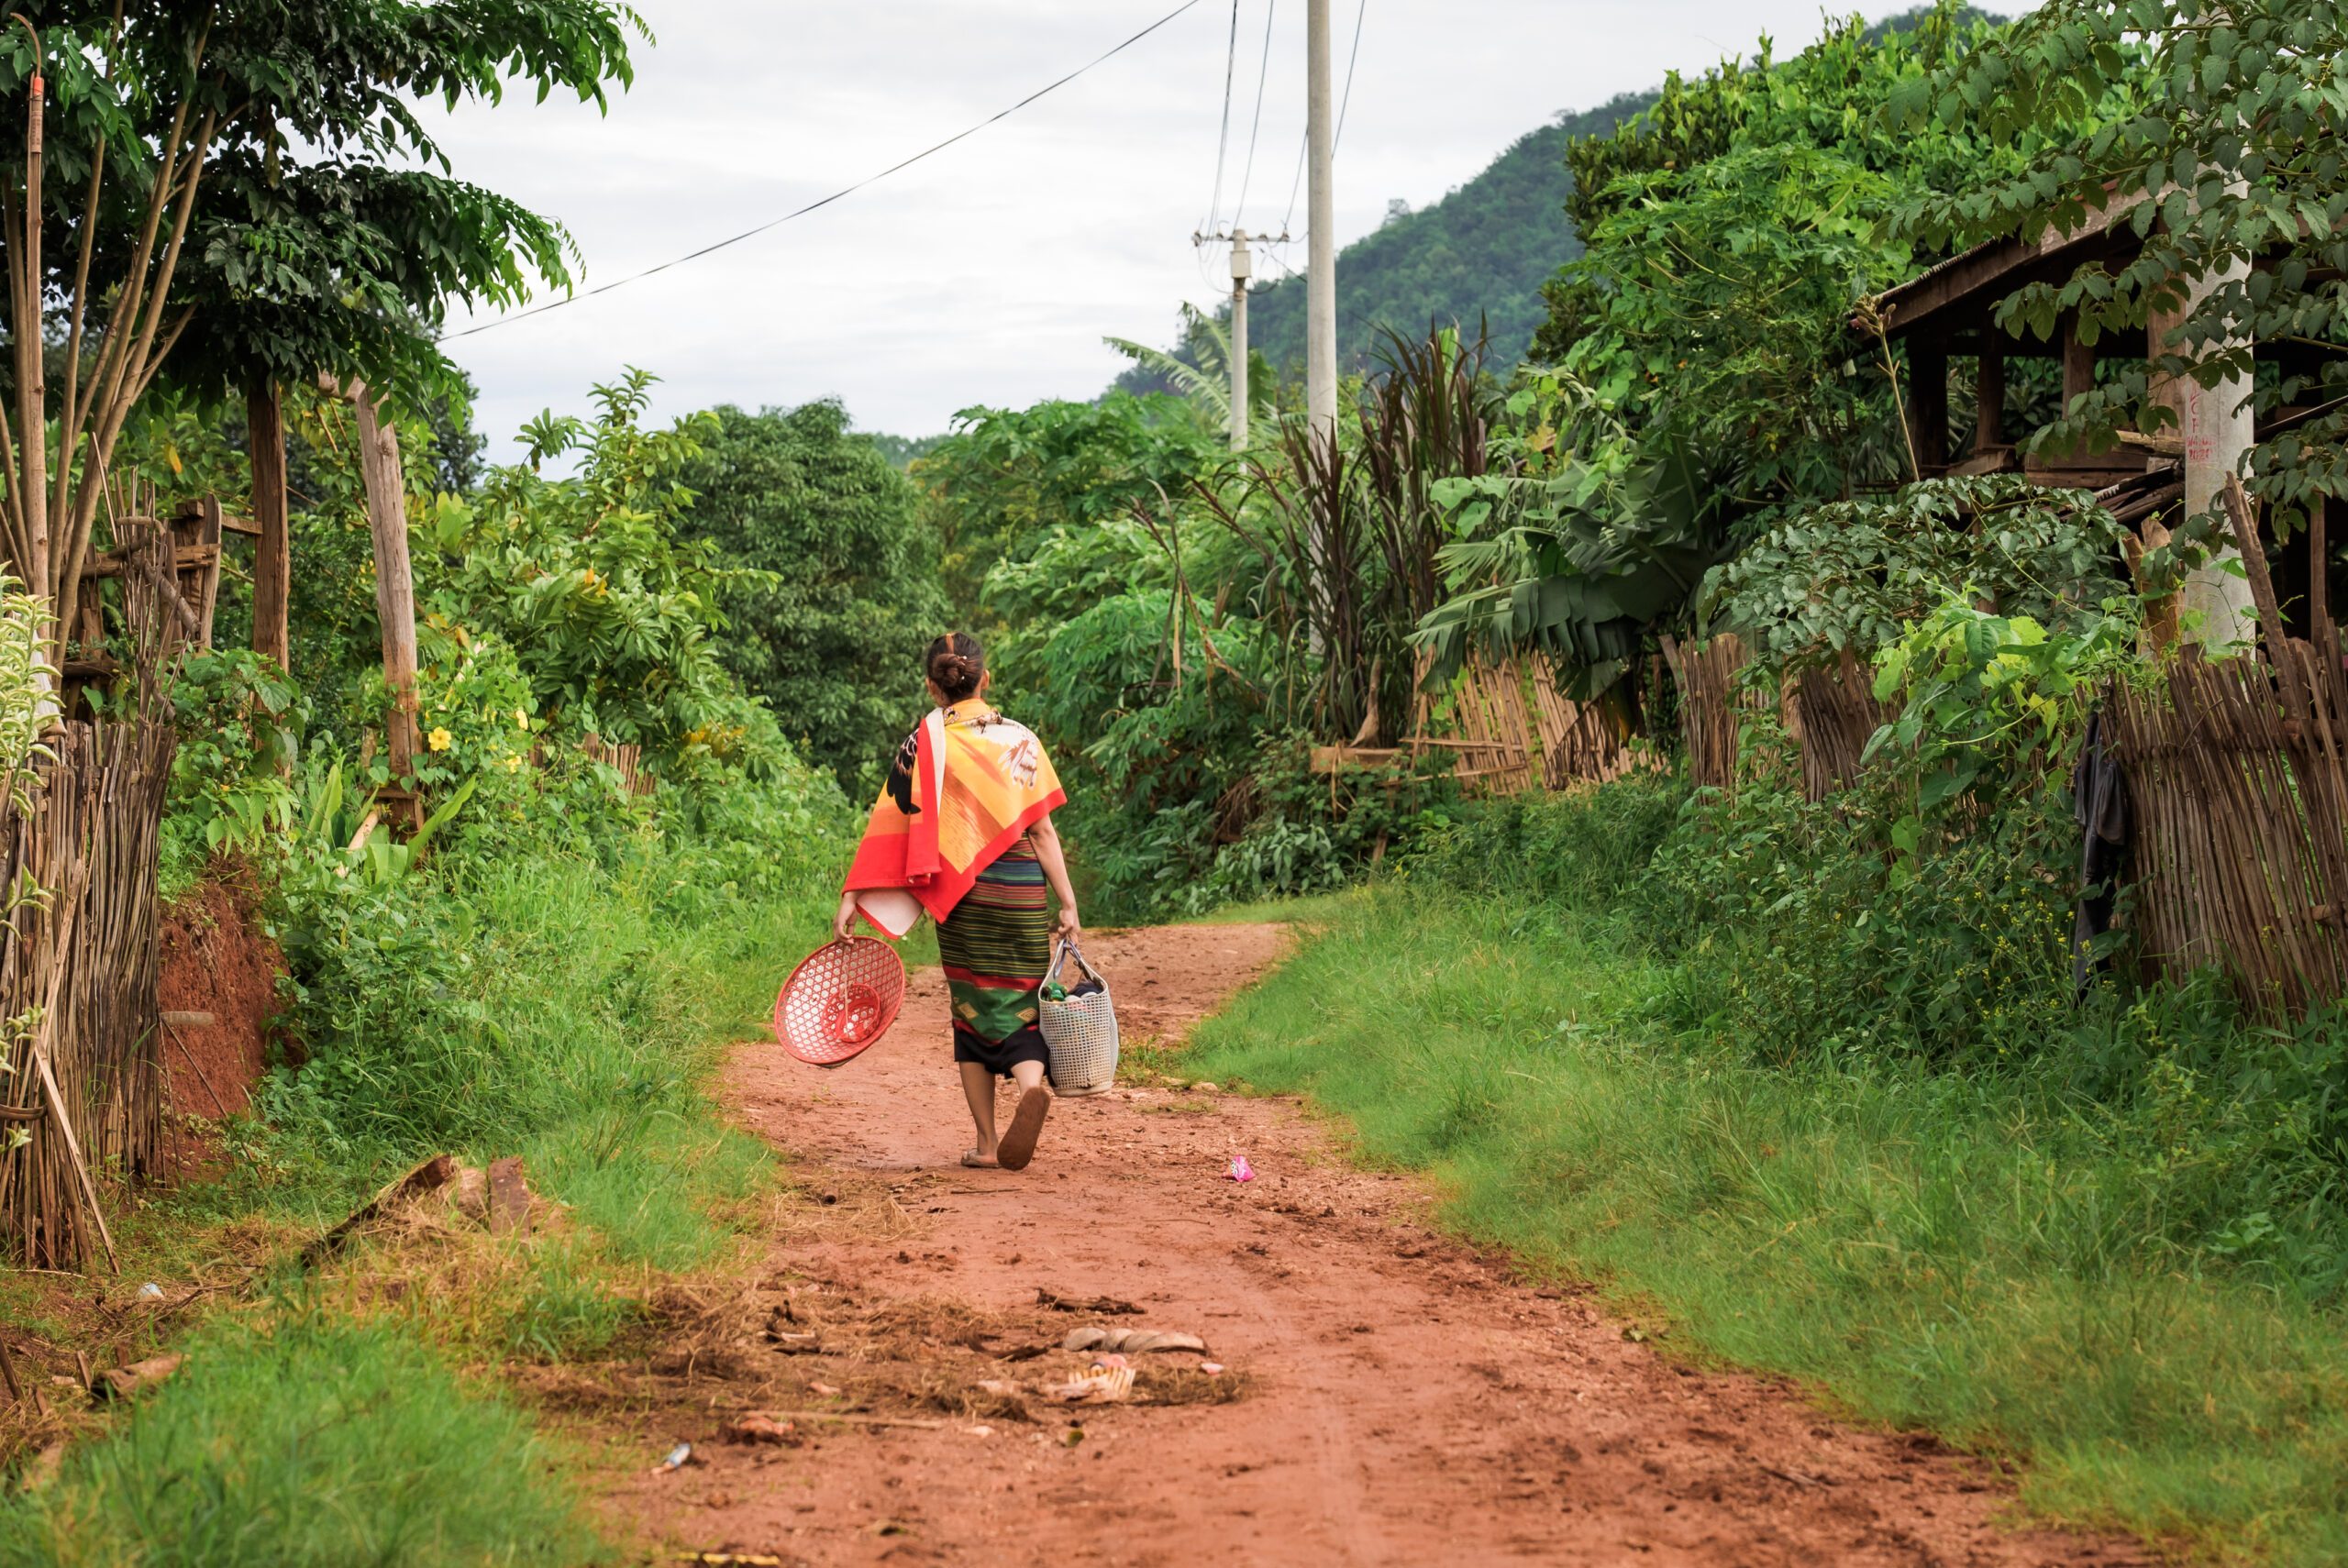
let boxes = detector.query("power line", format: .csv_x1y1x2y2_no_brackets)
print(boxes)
1233,0,1277,220
1334,0,1368,154
1202,0,1241,232
442,0,1210,342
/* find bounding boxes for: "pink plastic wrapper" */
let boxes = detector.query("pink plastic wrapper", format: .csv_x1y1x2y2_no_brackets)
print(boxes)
1228,1154,1256,1182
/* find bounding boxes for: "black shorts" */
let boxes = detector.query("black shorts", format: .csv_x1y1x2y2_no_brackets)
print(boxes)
954,1022,1050,1077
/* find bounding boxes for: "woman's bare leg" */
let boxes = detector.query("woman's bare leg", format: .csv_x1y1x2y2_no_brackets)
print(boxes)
960,1062,1001,1157
1009,1059,1046,1093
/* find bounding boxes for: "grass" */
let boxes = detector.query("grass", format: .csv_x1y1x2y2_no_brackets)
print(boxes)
1185,885,2348,1562
1178,888,1370,928
0,841,857,1562
0,1308,595,1567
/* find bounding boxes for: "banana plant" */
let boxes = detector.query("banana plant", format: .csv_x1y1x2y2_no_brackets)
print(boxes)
298,760,479,889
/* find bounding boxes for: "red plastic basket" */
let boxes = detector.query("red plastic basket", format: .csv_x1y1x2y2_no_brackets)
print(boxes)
774,937,907,1067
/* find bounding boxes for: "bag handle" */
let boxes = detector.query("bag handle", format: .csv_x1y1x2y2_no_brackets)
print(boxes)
1049,938,1102,988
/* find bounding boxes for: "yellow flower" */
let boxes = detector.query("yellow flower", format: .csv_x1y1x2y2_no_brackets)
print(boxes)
504,756,523,772
427,727,453,752
515,708,529,730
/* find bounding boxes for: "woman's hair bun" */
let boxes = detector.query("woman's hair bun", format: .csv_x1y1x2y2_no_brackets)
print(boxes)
925,632,987,701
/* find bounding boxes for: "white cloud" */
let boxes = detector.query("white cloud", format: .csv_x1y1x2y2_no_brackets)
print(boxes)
433,0,1922,462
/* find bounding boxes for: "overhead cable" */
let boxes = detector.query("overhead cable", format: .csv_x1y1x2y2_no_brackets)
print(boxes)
442,0,1210,341
1333,0,1368,153
1233,0,1277,220
1202,0,1241,231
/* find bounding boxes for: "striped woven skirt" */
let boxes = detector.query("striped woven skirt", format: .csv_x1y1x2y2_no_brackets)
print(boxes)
936,834,1052,1077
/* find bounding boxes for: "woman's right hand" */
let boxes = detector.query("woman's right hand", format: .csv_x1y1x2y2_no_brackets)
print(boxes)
833,890,860,942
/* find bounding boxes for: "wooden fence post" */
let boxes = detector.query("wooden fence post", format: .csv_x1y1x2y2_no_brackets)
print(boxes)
343,380,419,791
248,378,289,668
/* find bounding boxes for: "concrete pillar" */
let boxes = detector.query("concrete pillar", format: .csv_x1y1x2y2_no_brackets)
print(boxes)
2180,263,2256,650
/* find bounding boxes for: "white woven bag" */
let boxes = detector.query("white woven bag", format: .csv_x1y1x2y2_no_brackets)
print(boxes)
1039,939,1119,1096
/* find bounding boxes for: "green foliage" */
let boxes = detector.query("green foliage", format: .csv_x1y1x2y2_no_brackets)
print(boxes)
919,392,1225,625
674,400,949,791
1415,367,1745,698
1105,304,1275,434
1555,141,1915,500
1893,0,2348,560
1643,767,2089,1060
0,0,643,621
1865,595,2136,844
427,370,763,754
1706,474,2135,672
0,1309,595,1567
1530,6,2140,508
158,650,305,891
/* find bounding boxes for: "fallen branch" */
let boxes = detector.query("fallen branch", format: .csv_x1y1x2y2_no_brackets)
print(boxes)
739,1408,947,1430
161,1016,228,1119
299,1154,455,1265
1036,1288,1145,1316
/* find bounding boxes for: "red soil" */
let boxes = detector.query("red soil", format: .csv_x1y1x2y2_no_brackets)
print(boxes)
604,922,2151,1567
156,877,280,1121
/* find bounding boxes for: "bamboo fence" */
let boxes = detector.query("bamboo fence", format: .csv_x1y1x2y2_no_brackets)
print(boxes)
1524,672,1639,790
1411,651,1541,793
1669,634,1755,791
1391,652,1638,796
1786,648,1893,801
2103,478,2348,1020
0,521,175,1270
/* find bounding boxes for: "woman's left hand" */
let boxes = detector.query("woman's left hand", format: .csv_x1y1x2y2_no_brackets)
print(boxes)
1054,905,1081,943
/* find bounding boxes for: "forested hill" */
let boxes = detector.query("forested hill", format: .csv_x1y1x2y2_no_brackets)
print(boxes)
1109,8,1986,393
1115,92,1656,393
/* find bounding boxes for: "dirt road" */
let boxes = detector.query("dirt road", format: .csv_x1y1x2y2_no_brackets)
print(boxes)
598,923,2148,1567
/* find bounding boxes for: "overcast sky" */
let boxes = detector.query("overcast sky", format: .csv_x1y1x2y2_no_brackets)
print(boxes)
433,1,1921,463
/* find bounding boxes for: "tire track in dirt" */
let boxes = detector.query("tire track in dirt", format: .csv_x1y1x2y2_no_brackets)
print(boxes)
598,922,2153,1567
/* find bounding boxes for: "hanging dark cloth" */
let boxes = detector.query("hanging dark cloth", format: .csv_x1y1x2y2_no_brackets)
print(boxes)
2070,709,2131,994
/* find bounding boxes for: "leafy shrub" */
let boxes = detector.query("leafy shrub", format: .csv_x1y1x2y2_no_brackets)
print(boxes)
1641,768,2084,1064
1408,773,1682,913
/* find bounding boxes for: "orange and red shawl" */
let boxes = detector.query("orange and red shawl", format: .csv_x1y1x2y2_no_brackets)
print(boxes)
843,704,1065,939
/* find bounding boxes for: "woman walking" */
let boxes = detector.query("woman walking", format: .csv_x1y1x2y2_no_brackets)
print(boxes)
835,633,1080,1170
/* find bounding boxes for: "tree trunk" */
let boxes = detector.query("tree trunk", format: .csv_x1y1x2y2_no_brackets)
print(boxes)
247,378,288,668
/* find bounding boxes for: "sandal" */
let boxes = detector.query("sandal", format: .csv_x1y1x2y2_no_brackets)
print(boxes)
996,1086,1052,1172
961,1149,999,1168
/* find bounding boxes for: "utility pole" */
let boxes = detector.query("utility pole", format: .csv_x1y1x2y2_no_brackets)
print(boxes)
1305,0,1336,457
248,377,289,669
334,376,420,804
1229,229,1251,449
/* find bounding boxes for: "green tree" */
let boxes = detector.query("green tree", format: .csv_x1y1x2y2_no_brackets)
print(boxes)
425,370,759,755
918,393,1224,625
675,401,947,792
0,0,640,655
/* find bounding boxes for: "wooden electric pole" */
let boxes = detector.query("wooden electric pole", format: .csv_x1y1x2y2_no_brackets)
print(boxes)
342,380,419,793
247,379,289,668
